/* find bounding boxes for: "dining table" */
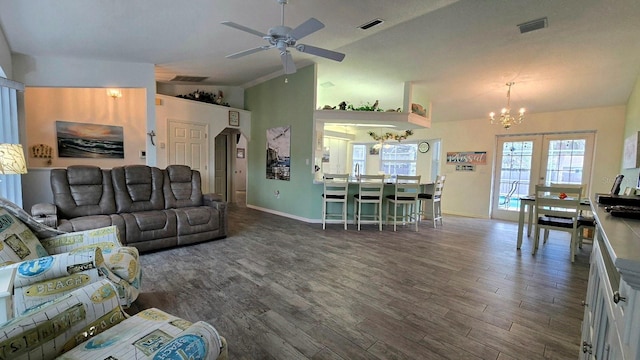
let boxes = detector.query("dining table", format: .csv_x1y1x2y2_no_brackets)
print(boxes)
516,194,591,249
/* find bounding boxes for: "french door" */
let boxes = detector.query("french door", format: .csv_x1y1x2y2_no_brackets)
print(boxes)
492,132,595,221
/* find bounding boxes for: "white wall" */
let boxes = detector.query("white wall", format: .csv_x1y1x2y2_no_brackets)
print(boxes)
0,26,11,78
24,87,148,168
155,94,251,192
11,54,157,165
408,105,626,218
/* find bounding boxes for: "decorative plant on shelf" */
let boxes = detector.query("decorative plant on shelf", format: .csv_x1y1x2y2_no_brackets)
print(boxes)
368,130,413,142
347,100,382,112
176,90,230,107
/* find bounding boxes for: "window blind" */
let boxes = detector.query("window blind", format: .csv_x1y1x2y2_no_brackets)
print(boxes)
0,77,25,206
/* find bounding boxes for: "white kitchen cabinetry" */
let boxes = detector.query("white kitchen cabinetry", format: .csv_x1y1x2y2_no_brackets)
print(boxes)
583,204,640,359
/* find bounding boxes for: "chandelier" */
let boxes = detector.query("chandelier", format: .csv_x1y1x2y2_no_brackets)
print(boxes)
489,82,525,129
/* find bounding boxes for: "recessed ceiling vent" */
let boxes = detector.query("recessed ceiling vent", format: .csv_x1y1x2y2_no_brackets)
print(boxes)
359,18,384,30
517,17,548,34
170,75,209,82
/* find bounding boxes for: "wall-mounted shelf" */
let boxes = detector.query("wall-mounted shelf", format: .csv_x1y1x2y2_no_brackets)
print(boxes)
314,110,431,130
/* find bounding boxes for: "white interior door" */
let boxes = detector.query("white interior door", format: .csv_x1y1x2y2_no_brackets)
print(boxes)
168,120,209,192
492,132,595,221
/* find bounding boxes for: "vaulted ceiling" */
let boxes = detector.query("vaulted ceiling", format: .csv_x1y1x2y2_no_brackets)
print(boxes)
1,0,639,122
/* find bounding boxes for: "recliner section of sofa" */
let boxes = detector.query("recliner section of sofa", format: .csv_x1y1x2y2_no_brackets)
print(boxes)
40,164,227,252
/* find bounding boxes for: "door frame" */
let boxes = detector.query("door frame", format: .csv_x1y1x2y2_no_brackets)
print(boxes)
491,131,596,221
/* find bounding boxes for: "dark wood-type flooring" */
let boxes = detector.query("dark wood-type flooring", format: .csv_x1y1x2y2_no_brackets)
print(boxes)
130,204,590,359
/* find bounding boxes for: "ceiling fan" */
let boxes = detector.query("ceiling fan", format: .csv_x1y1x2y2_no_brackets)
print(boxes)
222,0,346,74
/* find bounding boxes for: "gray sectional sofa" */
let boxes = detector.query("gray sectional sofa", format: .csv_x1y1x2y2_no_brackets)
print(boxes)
33,164,227,252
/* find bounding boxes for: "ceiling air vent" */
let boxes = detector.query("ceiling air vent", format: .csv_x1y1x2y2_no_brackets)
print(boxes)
170,75,209,82
359,18,384,30
517,17,548,34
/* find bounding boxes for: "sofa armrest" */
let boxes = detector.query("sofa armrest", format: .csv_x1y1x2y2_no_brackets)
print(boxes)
203,193,227,209
31,202,57,217
0,279,126,359
203,192,223,202
58,309,224,359
30,202,59,228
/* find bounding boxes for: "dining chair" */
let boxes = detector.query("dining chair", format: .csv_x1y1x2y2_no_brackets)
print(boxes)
321,173,350,230
385,175,421,231
418,175,446,227
353,174,385,231
532,184,582,262
551,182,595,250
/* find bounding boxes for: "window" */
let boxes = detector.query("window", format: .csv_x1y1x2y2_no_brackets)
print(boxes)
0,77,25,206
352,144,366,175
381,143,417,176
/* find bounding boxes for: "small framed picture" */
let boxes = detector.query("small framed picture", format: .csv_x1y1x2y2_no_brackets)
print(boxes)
229,110,240,126
236,148,245,158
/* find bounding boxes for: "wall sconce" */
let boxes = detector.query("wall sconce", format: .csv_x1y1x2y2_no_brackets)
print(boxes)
107,88,123,99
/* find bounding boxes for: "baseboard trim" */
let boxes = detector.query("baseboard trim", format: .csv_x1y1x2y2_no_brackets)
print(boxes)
246,204,319,223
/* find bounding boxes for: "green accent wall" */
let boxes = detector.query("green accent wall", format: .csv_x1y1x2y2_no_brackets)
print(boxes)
245,65,323,220
621,73,640,188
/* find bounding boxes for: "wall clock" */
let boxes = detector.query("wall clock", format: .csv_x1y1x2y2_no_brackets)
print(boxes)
418,141,430,153
229,110,240,126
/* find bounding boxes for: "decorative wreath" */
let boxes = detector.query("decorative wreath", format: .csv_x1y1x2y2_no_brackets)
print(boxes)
368,130,413,142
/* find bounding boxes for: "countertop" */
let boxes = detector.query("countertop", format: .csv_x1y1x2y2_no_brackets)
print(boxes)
592,202,640,290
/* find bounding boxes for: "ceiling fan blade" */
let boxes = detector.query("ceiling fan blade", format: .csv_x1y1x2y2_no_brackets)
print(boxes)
296,44,345,62
226,46,271,59
281,51,297,74
289,18,325,40
221,21,267,38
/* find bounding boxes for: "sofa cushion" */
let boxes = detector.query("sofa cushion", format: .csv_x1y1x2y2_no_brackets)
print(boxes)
164,165,204,209
112,165,165,213
51,165,116,218
120,210,177,245
173,207,220,236
57,214,127,243
0,209,49,266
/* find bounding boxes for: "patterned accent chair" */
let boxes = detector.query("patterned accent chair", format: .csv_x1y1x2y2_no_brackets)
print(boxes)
0,197,141,317
0,279,227,360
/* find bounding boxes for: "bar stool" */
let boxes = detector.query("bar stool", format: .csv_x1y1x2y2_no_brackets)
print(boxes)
353,174,385,231
385,175,421,231
321,173,350,229
418,175,446,227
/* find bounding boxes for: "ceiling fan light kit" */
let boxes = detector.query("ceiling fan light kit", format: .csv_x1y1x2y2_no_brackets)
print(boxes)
222,0,345,75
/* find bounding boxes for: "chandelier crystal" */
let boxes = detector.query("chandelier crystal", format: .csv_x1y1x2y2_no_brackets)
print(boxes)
489,82,525,129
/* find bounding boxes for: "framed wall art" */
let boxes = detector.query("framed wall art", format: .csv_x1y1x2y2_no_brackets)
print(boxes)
229,110,240,126
266,126,290,181
56,121,124,159
623,131,640,169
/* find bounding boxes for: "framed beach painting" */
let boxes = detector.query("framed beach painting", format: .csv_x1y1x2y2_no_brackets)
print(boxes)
56,121,124,159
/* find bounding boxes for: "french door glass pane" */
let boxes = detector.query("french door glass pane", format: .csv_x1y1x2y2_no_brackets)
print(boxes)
498,141,533,210
545,139,586,185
